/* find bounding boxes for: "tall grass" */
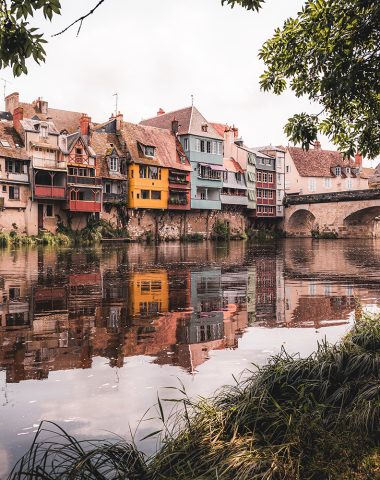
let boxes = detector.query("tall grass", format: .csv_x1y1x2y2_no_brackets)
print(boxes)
8,314,380,479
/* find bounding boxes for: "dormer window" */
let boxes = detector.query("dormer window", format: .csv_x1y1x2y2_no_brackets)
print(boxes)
110,157,118,172
40,124,48,138
335,166,341,176
0,139,10,147
144,145,155,157
76,148,82,155
201,124,208,132
345,167,351,175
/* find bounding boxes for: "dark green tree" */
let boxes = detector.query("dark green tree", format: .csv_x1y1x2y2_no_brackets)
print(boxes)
224,0,380,158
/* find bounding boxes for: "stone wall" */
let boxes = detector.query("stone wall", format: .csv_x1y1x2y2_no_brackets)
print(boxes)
126,208,248,241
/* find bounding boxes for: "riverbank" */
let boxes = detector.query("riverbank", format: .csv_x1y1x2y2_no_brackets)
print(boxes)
8,313,379,479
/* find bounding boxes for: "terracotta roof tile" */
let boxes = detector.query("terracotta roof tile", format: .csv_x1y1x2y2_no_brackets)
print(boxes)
224,158,244,173
120,122,192,172
90,130,127,179
19,102,83,134
140,106,223,140
287,146,353,177
211,122,229,138
0,121,29,160
360,167,375,179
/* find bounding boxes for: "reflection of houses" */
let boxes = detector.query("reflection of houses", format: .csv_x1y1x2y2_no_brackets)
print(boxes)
247,266,256,325
255,257,277,324
128,271,169,317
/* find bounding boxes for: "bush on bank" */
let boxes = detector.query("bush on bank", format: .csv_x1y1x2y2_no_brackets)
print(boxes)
8,313,380,479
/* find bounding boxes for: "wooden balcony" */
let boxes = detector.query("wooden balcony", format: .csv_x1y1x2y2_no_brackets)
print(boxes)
34,185,66,199
68,200,102,212
68,175,102,186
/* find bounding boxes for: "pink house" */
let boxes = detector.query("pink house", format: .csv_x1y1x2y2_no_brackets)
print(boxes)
285,143,373,195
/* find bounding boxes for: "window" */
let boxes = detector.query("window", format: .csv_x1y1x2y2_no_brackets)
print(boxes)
148,166,159,179
76,147,82,155
263,190,268,198
212,141,217,154
217,142,222,155
324,177,332,188
200,190,207,200
40,125,48,138
347,178,353,190
308,178,316,192
263,172,267,182
257,171,262,182
105,183,111,193
9,186,19,200
266,158,271,165
335,166,341,176
248,152,255,165
184,138,189,150
141,190,150,199
200,140,205,152
268,173,273,183
277,173,281,183
195,139,201,152
260,157,265,165
46,205,54,217
139,166,147,178
0,139,10,147
277,189,282,199
144,146,155,157
286,165,290,173
2,185,6,193
201,124,208,132
268,190,273,199
151,191,161,200
206,141,211,153
257,189,262,198
110,157,118,172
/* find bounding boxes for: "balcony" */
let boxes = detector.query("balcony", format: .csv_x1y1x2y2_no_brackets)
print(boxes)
191,198,221,210
220,194,248,206
68,175,102,186
168,194,190,210
68,200,102,212
168,176,190,189
103,192,128,204
33,157,66,170
3,172,29,184
35,185,66,199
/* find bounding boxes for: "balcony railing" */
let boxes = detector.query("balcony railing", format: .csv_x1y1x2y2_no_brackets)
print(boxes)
103,192,128,203
3,172,29,183
68,200,102,212
198,173,221,181
168,196,188,205
68,175,102,186
169,176,189,184
34,185,66,199
33,157,66,170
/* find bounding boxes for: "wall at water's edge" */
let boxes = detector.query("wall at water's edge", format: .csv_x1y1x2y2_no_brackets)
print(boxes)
125,209,249,241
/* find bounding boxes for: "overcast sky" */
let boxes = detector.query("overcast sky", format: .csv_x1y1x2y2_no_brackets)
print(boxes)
2,0,375,164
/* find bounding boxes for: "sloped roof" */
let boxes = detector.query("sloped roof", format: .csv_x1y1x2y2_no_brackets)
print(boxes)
211,122,229,138
0,121,29,160
140,106,223,140
287,146,353,177
90,130,127,179
360,167,375,179
250,148,275,160
224,158,244,173
120,122,192,171
20,118,59,135
19,102,83,134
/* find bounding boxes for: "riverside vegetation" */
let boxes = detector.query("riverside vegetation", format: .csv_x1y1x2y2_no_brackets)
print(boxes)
8,313,380,479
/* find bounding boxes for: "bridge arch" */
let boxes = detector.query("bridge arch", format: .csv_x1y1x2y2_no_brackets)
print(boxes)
287,209,316,236
343,206,380,238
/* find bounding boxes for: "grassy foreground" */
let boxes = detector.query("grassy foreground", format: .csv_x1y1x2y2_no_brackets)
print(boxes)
8,314,380,479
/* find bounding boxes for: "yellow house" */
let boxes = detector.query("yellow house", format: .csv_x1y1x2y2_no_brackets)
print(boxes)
128,271,169,317
120,121,191,210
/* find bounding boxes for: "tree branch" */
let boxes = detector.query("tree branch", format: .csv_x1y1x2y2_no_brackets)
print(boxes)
52,0,105,37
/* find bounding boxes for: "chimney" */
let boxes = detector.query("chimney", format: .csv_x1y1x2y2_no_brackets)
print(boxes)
232,126,239,138
354,152,362,167
5,92,19,114
13,106,24,135
80,113,91,137
36,97,48,115
116,112,123,131
171,117,179,134
314,140,321,150
157,108,165,116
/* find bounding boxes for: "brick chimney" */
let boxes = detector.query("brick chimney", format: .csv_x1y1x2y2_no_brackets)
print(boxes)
116,112,123,131
36,97,48,114
157,108,165,116
5,92,19,114
80,113,91,137
314,140,321,150
13,106,24,135
354,152,362,167
232,126,239,138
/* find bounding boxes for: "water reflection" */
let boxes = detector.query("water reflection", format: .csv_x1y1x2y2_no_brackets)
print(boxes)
1,240,380,387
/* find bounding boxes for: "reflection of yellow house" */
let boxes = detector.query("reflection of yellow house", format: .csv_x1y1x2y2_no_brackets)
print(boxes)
129,271,169,316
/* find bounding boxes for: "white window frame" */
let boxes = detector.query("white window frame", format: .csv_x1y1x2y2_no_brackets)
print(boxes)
195,139,201,152
184,138,189,151
217,142,222,155
308,178,316,192
212,141,217,154
324,177,332,188
110,157,118,172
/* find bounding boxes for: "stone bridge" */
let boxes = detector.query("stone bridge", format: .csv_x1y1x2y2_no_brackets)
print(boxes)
283,189,380,238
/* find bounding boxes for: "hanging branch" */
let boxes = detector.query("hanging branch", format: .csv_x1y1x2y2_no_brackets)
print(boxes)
52,0,105,37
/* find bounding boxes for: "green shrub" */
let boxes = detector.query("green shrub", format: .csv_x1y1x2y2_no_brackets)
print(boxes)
212,219,229,240
181,232,204,242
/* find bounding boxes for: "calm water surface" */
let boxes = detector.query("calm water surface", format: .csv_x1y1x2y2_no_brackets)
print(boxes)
0,239,379,476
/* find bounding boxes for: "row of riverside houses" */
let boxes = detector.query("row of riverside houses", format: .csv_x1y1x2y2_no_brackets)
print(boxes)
0,92,375,237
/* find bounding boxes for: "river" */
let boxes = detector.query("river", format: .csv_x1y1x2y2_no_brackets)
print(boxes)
0,239,379,476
